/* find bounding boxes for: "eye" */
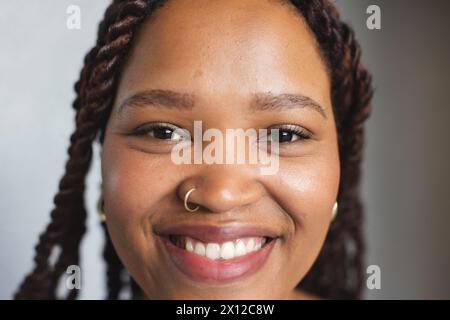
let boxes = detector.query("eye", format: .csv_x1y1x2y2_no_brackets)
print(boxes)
268,124,312,143
131,122,189,141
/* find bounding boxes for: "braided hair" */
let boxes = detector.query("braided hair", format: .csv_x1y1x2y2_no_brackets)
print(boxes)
14,0,373,300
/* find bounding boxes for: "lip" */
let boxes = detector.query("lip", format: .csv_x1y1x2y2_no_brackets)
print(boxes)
156,224,279,284
156,224,279,243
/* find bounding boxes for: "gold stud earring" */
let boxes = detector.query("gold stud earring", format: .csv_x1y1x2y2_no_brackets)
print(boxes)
97,195,106,222
331,201,338,221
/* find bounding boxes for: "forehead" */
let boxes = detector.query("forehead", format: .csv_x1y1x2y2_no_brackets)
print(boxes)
116,0,330,109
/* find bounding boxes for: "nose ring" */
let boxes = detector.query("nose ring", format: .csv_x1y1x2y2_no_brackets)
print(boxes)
184,188,200,212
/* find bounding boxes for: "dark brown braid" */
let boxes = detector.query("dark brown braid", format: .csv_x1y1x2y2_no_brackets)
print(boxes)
14,0,373,300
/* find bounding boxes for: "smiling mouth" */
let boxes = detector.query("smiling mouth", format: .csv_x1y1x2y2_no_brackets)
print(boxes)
167,235,275,261
156,224,279,283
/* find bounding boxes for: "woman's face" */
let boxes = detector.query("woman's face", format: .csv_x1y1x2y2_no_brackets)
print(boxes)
101,0,339,299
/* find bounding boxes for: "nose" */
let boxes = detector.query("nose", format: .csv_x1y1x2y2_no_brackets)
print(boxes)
178,167,263,214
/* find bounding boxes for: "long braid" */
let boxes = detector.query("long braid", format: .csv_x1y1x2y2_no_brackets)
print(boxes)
15,0,372,299
102,223,126,300
14,0,155,299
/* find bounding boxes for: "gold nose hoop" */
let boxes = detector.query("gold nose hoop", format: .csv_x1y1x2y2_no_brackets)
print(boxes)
184,188,200,212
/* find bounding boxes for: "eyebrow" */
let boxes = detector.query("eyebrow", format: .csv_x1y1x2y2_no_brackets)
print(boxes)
250,92,327,118
117,89,195,114
117,89,327,119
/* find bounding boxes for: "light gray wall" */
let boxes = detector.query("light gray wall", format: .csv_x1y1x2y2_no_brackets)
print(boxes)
1,0,449,299
335,0,450,299
0,0,110,299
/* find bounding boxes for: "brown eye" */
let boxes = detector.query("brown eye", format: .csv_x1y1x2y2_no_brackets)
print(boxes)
269,125,312,143
132,123,189,141
151,127,177,140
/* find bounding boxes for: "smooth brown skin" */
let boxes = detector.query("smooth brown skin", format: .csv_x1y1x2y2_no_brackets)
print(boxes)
101,0,339,299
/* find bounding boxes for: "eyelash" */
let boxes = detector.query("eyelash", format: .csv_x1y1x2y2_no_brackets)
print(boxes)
269,124,312,142
130,122,185,141
129,122,312,143
132,122,177,135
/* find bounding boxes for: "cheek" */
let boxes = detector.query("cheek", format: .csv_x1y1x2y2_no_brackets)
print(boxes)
267,148,340,246
264,149,340,283
280,157,339,221
100,139,179,256
100,140,181,288
101,144,173,224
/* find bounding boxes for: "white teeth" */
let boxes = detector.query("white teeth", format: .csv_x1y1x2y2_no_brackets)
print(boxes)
177,236,269,261
206,243,221,260
220,241,235,260
194,242,206,256
246,239,255,252
186,239,194,252
235,241,247,257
